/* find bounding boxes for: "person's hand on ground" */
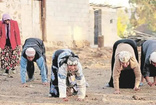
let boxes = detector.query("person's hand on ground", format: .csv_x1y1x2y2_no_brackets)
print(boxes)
62,97,68,101
114,90,120,94
133,87,140,91
151,82,156,86
147,81,153,87
42,82,48,86
76,98,84,101
22,83,28,87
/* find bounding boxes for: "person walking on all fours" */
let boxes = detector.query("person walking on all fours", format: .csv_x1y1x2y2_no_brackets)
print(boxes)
140,40,156,87
0,13,21,75
20,38,48,87
49,49,86,101
107,39,141,94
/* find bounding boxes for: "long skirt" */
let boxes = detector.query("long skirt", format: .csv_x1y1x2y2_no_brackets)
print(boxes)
0,45,20,71
49,50,64,97
108,39,139,88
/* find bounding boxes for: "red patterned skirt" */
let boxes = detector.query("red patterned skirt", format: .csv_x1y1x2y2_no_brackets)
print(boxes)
0,46,20,70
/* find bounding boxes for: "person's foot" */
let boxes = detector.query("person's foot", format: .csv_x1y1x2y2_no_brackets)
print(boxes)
105,83,110,87
2,73,9,76
5,70,9,74
26,78,35,82
12,69,16,74
2,70,9,76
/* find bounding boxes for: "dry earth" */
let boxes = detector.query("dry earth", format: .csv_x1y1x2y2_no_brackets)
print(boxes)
0,47,156,105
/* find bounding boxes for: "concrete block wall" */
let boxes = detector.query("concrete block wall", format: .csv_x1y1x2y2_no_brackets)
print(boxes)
46,0,90,47
0,0,22,41
0,0,42,44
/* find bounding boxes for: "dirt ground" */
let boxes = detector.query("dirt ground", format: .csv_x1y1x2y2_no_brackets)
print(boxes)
0,47,156,105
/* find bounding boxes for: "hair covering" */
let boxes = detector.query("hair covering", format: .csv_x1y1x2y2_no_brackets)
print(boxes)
25,47,36,57
118,51,132,63
2,14,11,22
149,52,156,63
67,56,79,65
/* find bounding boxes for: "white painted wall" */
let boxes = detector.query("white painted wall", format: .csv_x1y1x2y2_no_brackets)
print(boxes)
101,7,120,47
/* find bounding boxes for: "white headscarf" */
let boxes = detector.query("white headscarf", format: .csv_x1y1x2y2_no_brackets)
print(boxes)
25,47,36,57
118,51,132,63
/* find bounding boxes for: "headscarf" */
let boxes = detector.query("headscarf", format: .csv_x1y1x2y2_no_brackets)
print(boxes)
2,14,11,22
25,47,36,57
149,52,156,63
67,56,79,65
118,51,132,63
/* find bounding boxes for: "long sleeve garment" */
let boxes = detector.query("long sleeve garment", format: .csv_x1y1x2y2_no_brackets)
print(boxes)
141,40,156,77
50,49,86,99
58,63,86,99
113,43,141,91
20,38,47,84
0,20,21,50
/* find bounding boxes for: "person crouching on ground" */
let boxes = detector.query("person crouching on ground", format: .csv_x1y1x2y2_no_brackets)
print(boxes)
49,49,86,101
141,40,156,87
107,39,141,94
20,38,48,87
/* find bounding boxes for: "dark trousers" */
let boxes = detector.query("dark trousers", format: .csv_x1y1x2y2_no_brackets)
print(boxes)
27,61,34,79
27,55,48,79
108,39,139,88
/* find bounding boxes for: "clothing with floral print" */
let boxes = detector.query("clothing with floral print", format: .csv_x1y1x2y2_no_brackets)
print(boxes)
0,46,20,70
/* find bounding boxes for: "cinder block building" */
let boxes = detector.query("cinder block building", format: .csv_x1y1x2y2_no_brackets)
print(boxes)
0,0,121,48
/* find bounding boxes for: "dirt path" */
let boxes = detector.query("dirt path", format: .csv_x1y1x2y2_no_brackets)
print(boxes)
0,47,156,105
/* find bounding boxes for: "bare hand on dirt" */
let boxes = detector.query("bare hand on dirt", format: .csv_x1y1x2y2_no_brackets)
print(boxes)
62,97,68,101
22,83,28,87
133,87,140,91
75,98,84,101
42,82,48,86
114,90,120,94
147,81,153,87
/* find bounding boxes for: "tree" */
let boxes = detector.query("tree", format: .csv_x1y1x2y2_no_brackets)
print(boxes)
129,0,156,31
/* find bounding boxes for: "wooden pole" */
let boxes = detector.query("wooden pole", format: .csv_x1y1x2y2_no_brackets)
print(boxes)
41,0,47,41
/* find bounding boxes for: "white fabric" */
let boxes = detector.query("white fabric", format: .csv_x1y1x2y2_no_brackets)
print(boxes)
149,52,156,63
58,63,86,99
25,47,36,57
118,51,132,63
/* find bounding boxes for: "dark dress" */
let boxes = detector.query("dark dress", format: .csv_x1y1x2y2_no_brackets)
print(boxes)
108,39,139,88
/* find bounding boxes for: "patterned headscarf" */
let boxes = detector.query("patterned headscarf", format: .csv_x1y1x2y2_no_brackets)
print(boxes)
2,14,11,22
149,52,156,63
67,56,79,65
118,51,132,63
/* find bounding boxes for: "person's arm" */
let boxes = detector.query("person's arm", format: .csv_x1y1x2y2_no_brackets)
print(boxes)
130,57,141,89
20,56,27,84
113,58,121,94
57,64,67,98
143,64,152,86
76,63,86,99
36,56,47,83
13,21,21,45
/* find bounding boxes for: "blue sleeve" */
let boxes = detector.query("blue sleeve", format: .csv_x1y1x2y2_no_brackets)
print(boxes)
36,56,48,83
20,56,27,84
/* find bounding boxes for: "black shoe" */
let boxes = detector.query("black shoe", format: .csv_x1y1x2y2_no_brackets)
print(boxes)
5,70,9,74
